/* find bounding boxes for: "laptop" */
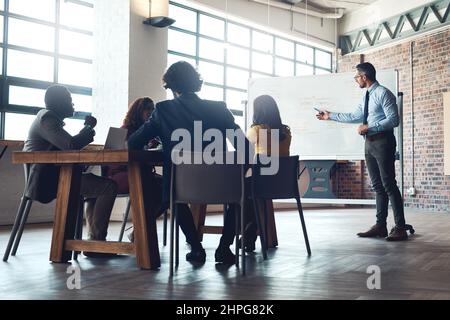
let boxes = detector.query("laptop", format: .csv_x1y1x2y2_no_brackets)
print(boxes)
104,127,128,150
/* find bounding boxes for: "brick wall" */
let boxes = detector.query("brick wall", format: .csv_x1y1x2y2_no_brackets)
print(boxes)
337,29,450,211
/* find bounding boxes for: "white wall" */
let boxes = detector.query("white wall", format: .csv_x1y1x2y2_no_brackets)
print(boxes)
339,0,436,34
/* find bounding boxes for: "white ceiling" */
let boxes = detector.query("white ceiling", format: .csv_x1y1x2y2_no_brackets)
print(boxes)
277,0,379,14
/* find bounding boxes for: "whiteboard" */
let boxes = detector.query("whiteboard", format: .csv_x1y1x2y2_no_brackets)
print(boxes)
247,70,398,160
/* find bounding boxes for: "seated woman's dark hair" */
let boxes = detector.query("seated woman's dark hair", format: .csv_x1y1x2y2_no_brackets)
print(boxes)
163,61,203,94
252,95,288,141
123,97,154,137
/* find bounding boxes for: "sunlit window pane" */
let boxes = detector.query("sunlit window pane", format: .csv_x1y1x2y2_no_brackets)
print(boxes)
234,116,245,131
9,0,55,22
168,29,196,56
0,1,4,11
315,50,332,70
8,18,55,52
296,63,314,76
59,29,93,60
8,49,54,81
250,72,270,79
316,68,331,75
58,59,92,87
0,16,3,43
170,4,197,32
9,86,46,108
227,23,250,47
72,93,93,113
252,31,273,53
226,67,249,90
227,45,249,69
275,58,295,77
275,38,294,59
199,14,224,40
198,60,224,85
64,118,85,136
226,89,247,111
4,113,35,140
167,53,196,69
199,37,224,63
199,85,223,101
252,51,272,74
296,44,314,65
60,1,93,31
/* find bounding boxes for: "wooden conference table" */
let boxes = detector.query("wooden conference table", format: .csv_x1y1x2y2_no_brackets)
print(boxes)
12,149,164,270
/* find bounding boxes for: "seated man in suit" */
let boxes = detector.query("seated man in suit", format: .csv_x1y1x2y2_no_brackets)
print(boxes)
24,85,118,257
128,61,252,264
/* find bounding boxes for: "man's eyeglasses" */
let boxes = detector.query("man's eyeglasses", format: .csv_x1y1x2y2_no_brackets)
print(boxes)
354,74,365,80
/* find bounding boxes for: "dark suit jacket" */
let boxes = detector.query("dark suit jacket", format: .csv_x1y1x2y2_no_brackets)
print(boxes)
23,109,94,203
128,93,251,205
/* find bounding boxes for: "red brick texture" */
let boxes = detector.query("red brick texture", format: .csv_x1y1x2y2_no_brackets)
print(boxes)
336,29,450,211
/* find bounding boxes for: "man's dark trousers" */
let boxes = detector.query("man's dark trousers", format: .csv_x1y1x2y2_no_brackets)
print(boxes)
365,131,406,228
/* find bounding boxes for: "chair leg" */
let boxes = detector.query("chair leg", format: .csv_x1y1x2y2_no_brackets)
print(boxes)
175,212,179,268
118,198,131,242
163,210,168,246
3,197,29,262
11,199,33,256
234,204,239,268
73,200,84,261
253,199,268,260
169,205,176,277
296,196,311,256
240,201,246,275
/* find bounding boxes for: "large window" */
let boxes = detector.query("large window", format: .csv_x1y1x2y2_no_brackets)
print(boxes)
167,1,333,128
0,0,94,140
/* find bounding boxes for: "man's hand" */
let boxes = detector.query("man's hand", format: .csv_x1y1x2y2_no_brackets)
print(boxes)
358,124,369,135
316,110,331,121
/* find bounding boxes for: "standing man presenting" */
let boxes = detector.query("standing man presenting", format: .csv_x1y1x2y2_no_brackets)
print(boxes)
316,62,408,241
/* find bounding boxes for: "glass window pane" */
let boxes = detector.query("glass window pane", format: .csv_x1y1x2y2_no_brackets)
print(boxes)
315,50,332,70
275,38,294,59
252,51,272,74
226,89,247,111
9,86,46,107
199,37,224,63
296,44,314,65
58,59,92,87
250,72,271,79
252,31,273,53
60,2,93,31
296,63,314,76
9,0,55,22
59,29,93,60
64,119,84,136
167,53,196,69
170,4,197,32
72,93,92,113
199,85,223,101
198,60,223,85
0,16,3,43
275,58,295,77
235,116,245,131
168,29,196,56
8,18,55,52
199,14,224,40
4,113,35,140
227,23,250,47
227,45,249,69
226,67,249,90
316,68,331,75
8,49,54,81
0,1,3,10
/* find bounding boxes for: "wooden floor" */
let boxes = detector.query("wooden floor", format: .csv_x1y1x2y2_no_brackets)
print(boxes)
1,208,450,300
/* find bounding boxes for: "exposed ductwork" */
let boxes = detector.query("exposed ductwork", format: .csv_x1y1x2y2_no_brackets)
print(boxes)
249,0,345,19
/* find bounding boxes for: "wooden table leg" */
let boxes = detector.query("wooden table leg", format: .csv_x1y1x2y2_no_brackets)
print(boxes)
190,204,207,241
128,162,160,270
50,165,82,263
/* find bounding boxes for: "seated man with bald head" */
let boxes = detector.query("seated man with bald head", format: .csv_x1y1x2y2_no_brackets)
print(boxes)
24,85,118,258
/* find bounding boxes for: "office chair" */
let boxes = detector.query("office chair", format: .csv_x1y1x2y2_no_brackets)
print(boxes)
169,151,247,276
